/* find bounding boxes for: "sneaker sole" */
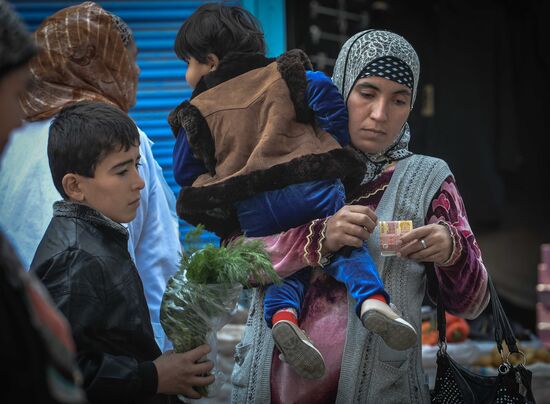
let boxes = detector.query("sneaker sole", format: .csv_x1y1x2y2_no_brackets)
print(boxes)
361,311,417,351
272,322,326,379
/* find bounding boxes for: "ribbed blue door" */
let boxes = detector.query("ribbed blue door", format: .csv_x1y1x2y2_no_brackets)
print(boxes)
13,0,285,246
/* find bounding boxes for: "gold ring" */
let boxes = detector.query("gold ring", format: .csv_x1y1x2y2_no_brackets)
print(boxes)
420,239,427,249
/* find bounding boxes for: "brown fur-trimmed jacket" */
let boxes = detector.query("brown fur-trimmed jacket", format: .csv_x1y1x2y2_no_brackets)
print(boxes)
168,50,364,238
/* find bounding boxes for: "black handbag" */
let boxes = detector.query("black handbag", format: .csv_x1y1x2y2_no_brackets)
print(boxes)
430,276,536,404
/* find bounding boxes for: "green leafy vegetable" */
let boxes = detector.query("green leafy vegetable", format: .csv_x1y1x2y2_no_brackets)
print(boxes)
184,238,280,286
160,229,279,396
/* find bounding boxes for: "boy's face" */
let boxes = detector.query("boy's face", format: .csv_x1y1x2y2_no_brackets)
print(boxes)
75,144,144,223
185,56,213,89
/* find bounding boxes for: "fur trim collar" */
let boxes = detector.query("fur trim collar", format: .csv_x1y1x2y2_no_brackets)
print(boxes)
276,49,313,123
191,52,275,99
53,200,128,238
168,101,217,175
190,49,313,101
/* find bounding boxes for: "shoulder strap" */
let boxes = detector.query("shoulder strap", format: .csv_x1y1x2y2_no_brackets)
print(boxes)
435,273,519,356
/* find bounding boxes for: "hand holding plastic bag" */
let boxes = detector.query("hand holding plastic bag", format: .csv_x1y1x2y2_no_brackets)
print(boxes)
160,236,279,398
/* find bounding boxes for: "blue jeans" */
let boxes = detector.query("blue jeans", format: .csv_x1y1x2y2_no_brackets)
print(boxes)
235,180,388,325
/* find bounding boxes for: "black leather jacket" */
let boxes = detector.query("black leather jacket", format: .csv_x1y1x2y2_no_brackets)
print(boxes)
31,201,173,404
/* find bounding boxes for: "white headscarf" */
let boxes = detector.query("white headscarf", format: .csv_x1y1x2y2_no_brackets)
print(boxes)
332,30,420,183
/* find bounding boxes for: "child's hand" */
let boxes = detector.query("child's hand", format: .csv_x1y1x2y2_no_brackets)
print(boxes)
154,344,214,397
322,205,377,254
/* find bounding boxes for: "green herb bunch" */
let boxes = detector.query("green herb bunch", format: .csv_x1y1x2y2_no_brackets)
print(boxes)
160,226,279,397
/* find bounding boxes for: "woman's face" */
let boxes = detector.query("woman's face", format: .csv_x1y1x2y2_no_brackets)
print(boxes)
347,76,412,155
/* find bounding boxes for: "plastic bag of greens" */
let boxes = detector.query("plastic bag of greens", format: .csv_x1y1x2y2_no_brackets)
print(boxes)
160,235,279,398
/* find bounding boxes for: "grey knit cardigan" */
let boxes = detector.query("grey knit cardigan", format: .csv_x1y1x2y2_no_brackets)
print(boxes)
231,155,452,403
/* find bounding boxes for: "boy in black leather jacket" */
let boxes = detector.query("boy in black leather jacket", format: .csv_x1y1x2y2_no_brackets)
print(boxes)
31,101,214,404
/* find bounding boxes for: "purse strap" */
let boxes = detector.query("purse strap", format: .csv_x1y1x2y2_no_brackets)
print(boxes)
433,269,520,358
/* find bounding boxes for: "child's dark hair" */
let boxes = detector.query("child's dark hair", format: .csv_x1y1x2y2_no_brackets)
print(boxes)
0,0,37,79
174,3,265,63
48,101,140,199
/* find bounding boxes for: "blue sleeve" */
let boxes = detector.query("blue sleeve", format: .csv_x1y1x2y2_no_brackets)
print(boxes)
173,127,208,187
305,70,350,146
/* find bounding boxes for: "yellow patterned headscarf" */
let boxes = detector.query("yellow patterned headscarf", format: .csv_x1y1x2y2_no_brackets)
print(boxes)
20,2,138,121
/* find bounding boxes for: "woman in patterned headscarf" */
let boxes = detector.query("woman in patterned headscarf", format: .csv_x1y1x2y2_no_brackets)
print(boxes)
0,1,181,353
19,3,138,119
231,30,490,403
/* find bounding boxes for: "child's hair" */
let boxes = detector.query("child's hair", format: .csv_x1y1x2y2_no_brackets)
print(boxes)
48,101,140,199
0,0,37,79
174,3,266,63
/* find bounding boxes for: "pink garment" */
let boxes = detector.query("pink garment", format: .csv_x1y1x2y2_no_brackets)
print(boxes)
271,273,347,404
258,165,488,402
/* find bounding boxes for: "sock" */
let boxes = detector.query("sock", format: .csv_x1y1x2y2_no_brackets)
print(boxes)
368,294,388,304
272,308,298,326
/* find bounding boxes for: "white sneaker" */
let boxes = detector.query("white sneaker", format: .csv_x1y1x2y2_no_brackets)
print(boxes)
360,300,417,351
272,320,326,379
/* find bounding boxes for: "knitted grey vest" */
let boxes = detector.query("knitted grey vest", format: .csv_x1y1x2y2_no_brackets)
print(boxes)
231,155,452,404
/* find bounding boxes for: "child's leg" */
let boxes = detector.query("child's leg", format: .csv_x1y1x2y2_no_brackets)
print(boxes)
324,246,389,313
263,270,308,326
263,270,325,379
325,246,417,350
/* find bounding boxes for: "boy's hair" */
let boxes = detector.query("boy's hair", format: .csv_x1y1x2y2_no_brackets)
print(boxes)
0,0,37,79
48,101,140,199
174,3,265,63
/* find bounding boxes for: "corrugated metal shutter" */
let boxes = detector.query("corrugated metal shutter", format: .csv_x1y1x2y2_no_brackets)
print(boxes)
13,0,242,246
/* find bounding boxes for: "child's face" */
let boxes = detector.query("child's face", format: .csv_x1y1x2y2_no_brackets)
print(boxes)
185,57,212,89
76,144,144,223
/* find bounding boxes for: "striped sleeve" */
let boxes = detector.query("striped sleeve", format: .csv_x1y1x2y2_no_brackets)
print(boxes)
250,218,328,279
426,176,489,319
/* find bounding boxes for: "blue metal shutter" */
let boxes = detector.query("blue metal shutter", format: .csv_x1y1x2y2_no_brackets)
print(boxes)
14,0,285,247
